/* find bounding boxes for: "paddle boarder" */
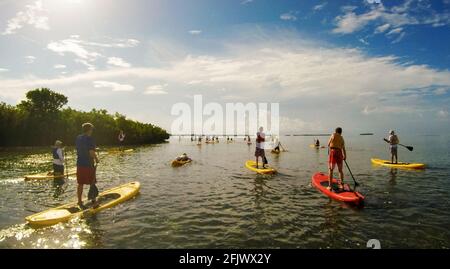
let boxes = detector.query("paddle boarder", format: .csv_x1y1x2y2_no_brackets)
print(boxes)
327,127,347,191
176,153,191,162
76,123,99,209
255,127,268,168
386,130,399,164
52,140,65,185
315,138,320,147
118,130,125,143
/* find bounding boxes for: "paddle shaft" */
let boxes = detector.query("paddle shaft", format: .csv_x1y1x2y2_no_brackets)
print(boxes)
344,159,359,187
64,149,68,179
383,138,413,151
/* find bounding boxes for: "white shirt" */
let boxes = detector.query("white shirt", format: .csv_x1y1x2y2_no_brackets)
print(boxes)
256,132,265,149
53,148,64,166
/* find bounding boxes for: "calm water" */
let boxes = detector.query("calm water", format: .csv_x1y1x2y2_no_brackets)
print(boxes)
0,135,449,249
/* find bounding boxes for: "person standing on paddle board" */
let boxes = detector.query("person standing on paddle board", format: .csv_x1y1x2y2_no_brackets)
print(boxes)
76,123,99,209
118,130,125,143
386,130,399,164
255,127,268,168
327,127,347,191
315,138,320,147
52,140,65,180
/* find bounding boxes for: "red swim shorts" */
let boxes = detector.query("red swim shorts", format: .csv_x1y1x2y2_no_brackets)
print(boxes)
76,166,96,185
328,148,343,169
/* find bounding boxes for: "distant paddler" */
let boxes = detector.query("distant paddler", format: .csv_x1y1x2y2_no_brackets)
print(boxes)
118,130,126,150
176,153,191,162
314,138,320,147
52,140,65,182
384,130,399,164
76,123,100,209
255,127,268,169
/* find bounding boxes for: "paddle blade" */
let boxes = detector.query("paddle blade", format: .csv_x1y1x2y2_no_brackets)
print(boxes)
406,146,413,151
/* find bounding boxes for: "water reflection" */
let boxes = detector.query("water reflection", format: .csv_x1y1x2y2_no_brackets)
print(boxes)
389,168,398,185
1,136,450,248
52,178,66,198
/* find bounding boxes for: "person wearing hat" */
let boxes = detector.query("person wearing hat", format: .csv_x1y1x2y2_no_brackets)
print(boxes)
176,153,191,162
76,122,99,209
386,130,399,164
52,140,65,178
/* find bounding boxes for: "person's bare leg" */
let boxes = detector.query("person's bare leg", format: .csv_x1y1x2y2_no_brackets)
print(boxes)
77,184,83,204
255,157,259,169
391,152,394,164
394,151,398,164
328,167,333,190
338,163,344,189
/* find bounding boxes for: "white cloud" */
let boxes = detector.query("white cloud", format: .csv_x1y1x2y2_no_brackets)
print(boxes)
280,12,297,21
188,30,202,35
359,38,370,45
144,84,168,95
24,56,36,64
333,9,382,34
0,68,8,72
391,31,405,43
93,81,134,92
54,64,66,69
241,0,253,4
313,2,327,11
47,37,101,60
437,109,448,118
333,1,450,36
107,57,131,68
434,87,448,95
75,59,96,71
362,105,415,115
2,0,49,35
387,27,403,35
84,38,140,48
47,36,138,71
375,23,390,33
187,80,203,85
2,39,449,100
1,33,449,132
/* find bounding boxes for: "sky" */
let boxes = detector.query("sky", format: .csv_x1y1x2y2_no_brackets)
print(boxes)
0,0,449,135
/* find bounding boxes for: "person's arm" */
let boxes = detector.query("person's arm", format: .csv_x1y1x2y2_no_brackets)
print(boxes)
57,148,64,162
327,135,332,147
342,138,346,160
88,138,99,165
89,150,98,164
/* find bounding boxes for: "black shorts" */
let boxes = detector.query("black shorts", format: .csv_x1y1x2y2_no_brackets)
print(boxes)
53,164,64,174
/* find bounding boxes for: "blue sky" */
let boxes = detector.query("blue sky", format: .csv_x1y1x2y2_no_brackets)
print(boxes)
0,0,449,134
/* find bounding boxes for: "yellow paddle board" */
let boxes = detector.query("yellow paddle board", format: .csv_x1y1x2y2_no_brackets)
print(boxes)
371,158,425,169
26,181,140,227
24,169,77,181
171,159,192,167
245,160,276,174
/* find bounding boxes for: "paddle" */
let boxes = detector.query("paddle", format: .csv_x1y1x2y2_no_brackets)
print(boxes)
279,142,287,152
64,148,69,180
383,138,413,151
344,159,360,187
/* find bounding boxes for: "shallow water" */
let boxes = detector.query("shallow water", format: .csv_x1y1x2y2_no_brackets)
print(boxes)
0,135,449,249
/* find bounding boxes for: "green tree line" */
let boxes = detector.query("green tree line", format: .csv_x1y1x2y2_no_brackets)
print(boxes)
0,88,169,147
